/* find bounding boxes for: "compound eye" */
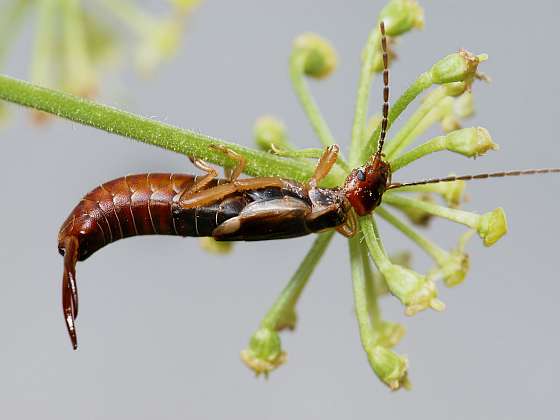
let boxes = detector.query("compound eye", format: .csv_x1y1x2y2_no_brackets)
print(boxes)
356,169,366,182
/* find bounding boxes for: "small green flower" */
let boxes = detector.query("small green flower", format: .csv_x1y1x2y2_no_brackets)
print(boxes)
381,264,445,316
431,49,488,86
477,208,508,247
293,33,338,79
430,231,474,287
445,127,499,158
367,345,410,390
240,328,287,377
254,116,290,152
373,320,406,349
379,0,424,36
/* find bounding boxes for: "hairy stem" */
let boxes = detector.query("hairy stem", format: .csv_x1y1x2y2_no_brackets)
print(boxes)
290,51,343,157
389,135,446,172
384,86,448,160
349,235,378,351
377,206,448,264
0,74,346,185
383,193,480,228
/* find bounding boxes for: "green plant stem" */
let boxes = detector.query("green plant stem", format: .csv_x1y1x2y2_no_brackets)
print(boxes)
0,74,347,185
390,135,447,171
383,193,480,229
359,216,391,272
289,50,339,151
384,86,449,160
272,147,350,172
349,27,380,166
260,231,334,330
360,71,433,164
361,244,382,326
376,206,448,264
349,235,378,351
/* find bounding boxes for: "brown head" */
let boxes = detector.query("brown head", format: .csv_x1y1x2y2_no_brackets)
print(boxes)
343,157,391,216
343,21,392,217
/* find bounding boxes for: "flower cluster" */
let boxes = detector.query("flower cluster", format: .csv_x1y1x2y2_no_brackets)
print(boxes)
0,0,199,123
0,0,509,392
239,0,506,389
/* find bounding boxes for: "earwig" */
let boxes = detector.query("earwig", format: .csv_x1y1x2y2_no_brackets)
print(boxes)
58,21,560,349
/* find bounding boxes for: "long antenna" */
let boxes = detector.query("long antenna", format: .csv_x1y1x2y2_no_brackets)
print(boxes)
375,21,390,159
387,168,560,190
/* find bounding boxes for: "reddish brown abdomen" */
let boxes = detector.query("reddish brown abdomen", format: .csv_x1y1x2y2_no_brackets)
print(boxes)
57,173,203,261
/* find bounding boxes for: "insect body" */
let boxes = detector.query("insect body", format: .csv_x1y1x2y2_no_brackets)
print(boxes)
58,22,560,349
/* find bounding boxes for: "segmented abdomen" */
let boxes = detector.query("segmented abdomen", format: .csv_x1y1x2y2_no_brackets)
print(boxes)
57,173,228,261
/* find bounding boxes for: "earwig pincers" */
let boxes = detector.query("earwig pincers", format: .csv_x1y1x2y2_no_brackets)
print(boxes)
58,22,560,349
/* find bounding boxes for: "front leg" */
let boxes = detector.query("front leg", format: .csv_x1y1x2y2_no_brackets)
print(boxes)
308,145,340,188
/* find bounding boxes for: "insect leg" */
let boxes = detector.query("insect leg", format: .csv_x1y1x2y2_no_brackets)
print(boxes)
336,211,357,238
209,144,246,182
308,144,340,188
178,157,219,202
61,235,79,350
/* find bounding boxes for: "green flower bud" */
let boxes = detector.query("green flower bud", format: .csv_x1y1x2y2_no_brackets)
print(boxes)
374,251,412,296
477,207,508,247
254,116,290,152
240,328,286,377
374,320,406,349
445,127,499,158
293,33,337,79
436,179,467,208
439,230,474,287
198,237,233,255
430,50,488,86
368,345,410,390
379,0,424,36
382,264,445,316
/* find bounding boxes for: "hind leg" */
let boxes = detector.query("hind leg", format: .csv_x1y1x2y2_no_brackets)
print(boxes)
61,236,79,350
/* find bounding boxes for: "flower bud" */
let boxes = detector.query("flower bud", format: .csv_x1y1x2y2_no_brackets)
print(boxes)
438,230,474,287
477,207,508,247
431,179,467,208
368,345,410,390
445,127,499,158
430,50,488,85
379,0,424,36
199,237,233,255
382,264,445,316
293,33,337,79
374,320,406,349
254,116,290,152
240,328,286,377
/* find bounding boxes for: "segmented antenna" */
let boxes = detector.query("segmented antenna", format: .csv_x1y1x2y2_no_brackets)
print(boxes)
387,168,560,190
375,21,390,159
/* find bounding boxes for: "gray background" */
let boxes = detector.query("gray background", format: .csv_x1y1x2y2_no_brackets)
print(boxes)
1,1,559,419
